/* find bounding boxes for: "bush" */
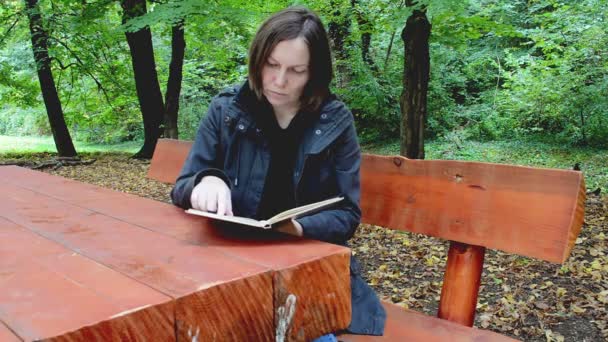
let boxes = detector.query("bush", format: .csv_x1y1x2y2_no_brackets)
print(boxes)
0,106,50,136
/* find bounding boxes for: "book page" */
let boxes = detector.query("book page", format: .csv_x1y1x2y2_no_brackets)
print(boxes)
185,209,271,229
267,197,344,224
185,197,343,229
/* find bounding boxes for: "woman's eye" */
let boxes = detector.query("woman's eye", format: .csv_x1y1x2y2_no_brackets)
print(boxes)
267,62,279,68
293,69,307,74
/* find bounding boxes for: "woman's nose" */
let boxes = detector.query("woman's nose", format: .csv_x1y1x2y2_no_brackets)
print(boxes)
274,69,287,88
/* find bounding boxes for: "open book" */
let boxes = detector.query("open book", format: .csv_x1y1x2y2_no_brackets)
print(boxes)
185,197,344,229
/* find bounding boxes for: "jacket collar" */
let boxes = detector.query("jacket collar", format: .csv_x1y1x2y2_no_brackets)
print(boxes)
229,81,353,154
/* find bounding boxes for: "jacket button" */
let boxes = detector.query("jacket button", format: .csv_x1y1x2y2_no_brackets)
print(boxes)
238,124,245,130
224,116,231,123
315,129,322,135
321,114,328,119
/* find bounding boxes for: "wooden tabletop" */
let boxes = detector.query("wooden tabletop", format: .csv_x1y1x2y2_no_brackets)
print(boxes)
0,166,351,341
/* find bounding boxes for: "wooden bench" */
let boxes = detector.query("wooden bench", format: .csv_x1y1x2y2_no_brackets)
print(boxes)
149,138,585,341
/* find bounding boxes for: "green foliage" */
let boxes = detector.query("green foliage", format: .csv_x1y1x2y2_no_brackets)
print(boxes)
486,0,608,147
0,0,606,150
333,38,401,142
0,106,50,136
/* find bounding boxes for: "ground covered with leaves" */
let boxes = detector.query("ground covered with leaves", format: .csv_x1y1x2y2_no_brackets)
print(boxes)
3,153,606,341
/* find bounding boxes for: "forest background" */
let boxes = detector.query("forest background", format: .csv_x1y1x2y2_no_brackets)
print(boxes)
1,0,607,154
1,1,607,340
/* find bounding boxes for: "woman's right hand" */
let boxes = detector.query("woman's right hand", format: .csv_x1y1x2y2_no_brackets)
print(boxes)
190,176,233,216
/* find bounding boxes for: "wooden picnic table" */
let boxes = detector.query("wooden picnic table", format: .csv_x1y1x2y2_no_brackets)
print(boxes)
0,166,351,341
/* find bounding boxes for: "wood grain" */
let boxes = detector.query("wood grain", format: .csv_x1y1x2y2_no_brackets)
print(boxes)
564,180,586,261
175,273,274,342
437,242,486,326
360,154,585,263
273,252,351,341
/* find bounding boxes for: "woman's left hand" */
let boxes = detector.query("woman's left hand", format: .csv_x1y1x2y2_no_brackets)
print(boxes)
274,219,303,237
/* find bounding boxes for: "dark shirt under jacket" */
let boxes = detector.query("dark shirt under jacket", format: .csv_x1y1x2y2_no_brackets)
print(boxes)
256,108,315,220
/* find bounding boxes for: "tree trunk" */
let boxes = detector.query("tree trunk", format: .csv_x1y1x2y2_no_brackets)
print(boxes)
384,30,396,70
163,21,185,140
25,0,77,157
351,0,376,71
121,0,164,159
399,10,431,159
579,110,587,146
327,0,350,88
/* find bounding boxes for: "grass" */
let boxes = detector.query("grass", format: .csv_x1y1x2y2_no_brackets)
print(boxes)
0,135,141,154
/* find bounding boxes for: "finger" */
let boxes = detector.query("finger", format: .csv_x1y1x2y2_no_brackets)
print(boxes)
190,191,199,210
217,189,226,216
198,189,207,212
225,189,233,216
206,191,217,213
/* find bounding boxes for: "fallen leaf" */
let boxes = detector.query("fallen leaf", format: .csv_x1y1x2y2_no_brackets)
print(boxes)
570,304,586,314
479,313,492,328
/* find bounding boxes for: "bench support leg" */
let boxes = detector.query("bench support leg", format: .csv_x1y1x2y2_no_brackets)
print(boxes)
437,241,485,327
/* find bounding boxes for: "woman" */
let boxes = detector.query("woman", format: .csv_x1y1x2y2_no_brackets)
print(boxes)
171,6,386,340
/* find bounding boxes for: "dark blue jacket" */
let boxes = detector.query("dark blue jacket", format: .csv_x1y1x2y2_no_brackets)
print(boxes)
171,82,386,335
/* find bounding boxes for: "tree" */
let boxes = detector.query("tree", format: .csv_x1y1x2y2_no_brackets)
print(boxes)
162,20,185,139
326,0,351,88
400,8,430,159
24,0,77,157
120,0,165,159
351,0,376,71
119,0,256,148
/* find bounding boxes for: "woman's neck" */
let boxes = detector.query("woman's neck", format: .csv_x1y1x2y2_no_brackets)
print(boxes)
272,104,299,129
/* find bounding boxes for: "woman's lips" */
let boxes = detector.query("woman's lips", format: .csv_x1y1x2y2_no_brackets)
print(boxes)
268,90,287,97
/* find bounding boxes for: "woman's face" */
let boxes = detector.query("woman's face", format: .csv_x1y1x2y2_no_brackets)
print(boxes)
262,37,310,112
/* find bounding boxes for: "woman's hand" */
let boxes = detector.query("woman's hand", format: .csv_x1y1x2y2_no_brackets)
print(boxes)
274,219,303,237
190,176,233,216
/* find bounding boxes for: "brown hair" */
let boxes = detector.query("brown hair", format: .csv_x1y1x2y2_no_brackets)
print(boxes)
248,7,333,113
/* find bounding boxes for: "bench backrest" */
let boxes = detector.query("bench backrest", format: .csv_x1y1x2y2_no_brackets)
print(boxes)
360,155,585,263
149,139,585,264
147,139,194,184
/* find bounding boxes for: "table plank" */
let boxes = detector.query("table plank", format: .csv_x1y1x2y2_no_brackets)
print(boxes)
0,166,352,340
74,196,353,340
0,166,120,202
0,217,174,341
273,252,351,340
0,179,275,341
